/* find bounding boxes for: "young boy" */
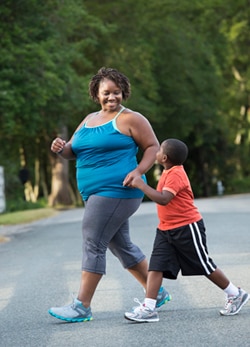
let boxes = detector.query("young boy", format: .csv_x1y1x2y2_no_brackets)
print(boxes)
124,138,249,322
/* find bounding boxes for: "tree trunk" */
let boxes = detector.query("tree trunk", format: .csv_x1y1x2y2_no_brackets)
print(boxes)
48,125,76,207
48,156,75,206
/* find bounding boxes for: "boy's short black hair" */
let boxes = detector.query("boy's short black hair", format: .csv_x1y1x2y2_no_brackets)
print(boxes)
162,138,188,165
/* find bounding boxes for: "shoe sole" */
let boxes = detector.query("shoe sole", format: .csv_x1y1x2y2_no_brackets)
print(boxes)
48,310,93,322
124,314,159,323
220,293,250,316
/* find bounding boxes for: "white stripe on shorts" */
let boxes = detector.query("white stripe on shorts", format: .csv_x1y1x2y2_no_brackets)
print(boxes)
189,222,216,275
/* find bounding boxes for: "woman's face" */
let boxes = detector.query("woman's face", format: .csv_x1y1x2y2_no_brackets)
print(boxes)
97,78,123,111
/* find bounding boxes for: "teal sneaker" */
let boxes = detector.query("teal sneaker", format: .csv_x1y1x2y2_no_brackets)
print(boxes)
48,298,93,322
156,287,171,309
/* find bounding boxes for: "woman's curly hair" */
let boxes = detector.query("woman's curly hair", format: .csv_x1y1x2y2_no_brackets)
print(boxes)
89,67,131,103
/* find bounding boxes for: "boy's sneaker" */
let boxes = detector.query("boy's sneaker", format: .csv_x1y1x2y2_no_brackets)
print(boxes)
124,299,159,323
48,298,93,322
220,288,249,316
156,287,171,309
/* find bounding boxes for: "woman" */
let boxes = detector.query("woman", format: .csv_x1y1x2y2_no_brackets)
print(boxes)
48,67,170,322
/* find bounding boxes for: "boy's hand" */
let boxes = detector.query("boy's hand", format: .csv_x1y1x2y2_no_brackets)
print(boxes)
123,168,142,187
130,176,144,189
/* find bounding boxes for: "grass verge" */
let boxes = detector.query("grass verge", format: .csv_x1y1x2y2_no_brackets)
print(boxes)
0,208,58,225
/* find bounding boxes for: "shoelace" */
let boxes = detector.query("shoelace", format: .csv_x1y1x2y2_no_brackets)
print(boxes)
224,295,236,309
70,293,79,309
134,298,143,306
132,298,144,313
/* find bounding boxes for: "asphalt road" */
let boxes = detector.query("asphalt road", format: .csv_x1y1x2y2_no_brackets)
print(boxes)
0,194,250,347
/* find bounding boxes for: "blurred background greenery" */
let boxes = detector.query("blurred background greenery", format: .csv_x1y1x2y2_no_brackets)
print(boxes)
0,0,249,214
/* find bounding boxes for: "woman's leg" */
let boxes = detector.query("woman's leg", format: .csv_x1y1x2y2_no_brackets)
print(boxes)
80,196,143,306
78,271,102,308
127,258,148,289
107,199,148,287
49,196,145,321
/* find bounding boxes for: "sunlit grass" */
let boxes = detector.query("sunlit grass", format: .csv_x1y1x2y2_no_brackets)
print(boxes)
0,208,58,225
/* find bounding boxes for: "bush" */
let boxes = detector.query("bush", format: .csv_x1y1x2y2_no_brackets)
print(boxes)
224,176,250,195
5,197,47,213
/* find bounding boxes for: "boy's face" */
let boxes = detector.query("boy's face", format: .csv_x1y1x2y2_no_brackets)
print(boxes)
156,144,166,165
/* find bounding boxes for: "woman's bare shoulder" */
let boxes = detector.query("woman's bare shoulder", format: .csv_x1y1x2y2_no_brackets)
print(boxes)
122,108,147,121
75,112,97,129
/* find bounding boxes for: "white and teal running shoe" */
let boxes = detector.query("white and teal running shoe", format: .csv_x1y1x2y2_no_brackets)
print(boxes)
124,299,159,323
220,288,249,316
156,286,171,309
48,298,93,323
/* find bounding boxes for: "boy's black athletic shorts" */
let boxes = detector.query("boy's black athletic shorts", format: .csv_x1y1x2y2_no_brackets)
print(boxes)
149,219,217,279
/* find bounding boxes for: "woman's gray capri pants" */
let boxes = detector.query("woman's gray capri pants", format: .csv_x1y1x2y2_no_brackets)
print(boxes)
81,195,146,274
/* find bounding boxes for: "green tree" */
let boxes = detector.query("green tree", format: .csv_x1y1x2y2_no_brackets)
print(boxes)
84,0,230,195
220,0,250,179
0,0,112,207
1,0,249,210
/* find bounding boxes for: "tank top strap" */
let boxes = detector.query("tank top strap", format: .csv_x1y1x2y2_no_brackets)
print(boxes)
84,112,99,126
84,107,125,128
113,106,125,120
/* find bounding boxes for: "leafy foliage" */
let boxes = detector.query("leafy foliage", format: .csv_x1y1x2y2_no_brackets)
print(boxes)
0,0,249,210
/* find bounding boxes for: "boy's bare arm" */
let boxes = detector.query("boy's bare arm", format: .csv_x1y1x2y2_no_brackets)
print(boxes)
129,177,174,206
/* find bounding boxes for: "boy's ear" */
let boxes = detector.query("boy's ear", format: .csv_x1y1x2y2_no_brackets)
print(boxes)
162,154,168,162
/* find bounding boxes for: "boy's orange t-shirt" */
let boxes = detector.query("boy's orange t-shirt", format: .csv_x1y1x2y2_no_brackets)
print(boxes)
157,165,202,230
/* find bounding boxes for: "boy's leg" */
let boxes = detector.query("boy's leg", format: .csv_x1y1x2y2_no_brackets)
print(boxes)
206,267,230,289
124,270,162,323
207,268,249,316
146,271,163,299
144,271,167,311
124,271,168,323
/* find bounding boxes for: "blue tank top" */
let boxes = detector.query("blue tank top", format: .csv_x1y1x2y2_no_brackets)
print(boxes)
71,107,145,201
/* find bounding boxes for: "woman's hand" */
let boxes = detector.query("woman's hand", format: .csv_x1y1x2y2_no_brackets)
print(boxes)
51,138,66,154
123,168,142,187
